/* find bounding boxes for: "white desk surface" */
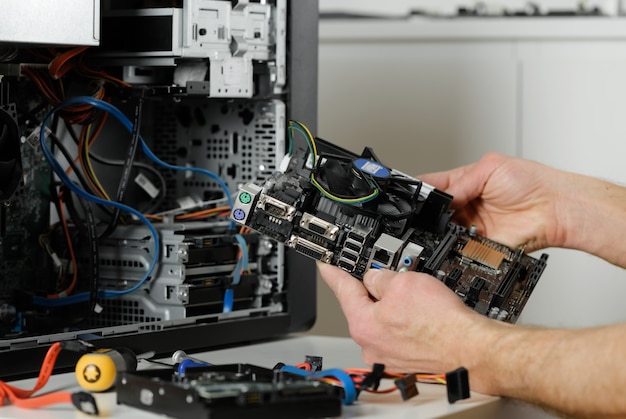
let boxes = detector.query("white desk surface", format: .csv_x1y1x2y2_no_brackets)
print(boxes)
2,335,511,419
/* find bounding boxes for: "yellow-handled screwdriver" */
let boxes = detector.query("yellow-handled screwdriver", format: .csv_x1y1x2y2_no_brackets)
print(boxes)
75,348,137,392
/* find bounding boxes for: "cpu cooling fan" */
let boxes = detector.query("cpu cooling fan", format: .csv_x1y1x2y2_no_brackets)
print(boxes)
312,155,375,200
311,152,420,219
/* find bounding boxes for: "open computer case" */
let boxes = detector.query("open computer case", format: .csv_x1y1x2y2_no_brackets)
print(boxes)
0,0,318,378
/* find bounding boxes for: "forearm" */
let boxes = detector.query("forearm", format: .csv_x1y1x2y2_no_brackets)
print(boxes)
467,320,626,418
554,172,626,268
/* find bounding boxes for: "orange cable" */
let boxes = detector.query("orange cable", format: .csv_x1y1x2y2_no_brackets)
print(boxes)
0,342,62,403
48,47,89,79
46,193,78,298
175,206,231,220
6,391,73,409
295,362,312,371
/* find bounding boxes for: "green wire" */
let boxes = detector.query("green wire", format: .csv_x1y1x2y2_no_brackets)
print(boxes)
288,122,316,157
311,172,379,204
288,120,379,205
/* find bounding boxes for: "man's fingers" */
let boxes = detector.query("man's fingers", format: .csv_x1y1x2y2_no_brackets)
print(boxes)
317,262,372,314
418,159,490,208
418,170,454,191
362,268,396,301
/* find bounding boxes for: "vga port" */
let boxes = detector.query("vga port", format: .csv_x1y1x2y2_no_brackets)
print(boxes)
299,213,339,241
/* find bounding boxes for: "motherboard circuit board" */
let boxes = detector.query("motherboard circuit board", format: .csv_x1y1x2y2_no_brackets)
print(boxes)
231,125,548,323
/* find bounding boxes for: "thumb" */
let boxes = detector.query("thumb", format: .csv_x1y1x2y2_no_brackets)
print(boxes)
317,262,372,314
362,268,397,301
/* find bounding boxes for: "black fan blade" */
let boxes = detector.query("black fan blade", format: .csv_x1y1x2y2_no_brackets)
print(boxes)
316,158,371,198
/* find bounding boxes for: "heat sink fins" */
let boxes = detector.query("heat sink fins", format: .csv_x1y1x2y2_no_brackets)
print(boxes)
461,240,507,269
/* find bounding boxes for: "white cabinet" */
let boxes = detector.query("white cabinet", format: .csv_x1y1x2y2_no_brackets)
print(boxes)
521,43,626,179
311,17,626,338
519,43,626,326
319,42,518,174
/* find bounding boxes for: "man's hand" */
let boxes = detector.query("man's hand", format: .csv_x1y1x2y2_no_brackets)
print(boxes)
317,152,626,417
420,152,626,268
318,262,626,418
317,262,497,379
419,152,565,252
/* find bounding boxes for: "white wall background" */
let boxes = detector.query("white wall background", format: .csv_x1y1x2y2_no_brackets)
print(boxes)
307,15,626,339
318,0,625,17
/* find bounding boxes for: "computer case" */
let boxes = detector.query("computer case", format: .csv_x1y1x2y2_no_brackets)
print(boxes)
0,0,319,378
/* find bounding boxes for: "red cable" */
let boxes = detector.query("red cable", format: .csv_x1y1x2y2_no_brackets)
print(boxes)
295,362,312,371
0,342,61,405
3,388,73,409
48,47,89,79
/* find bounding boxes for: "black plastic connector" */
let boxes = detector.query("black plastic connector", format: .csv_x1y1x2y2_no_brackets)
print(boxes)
304,355,324,372
359,363,385,392
394,373,419,401
60,340,95,353
272,362,286,371
445,367,470,403
71,391,99,415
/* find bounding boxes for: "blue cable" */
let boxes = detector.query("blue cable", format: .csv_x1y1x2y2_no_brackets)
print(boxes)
280,365,358,405
177,359,211,375
222,289,234,313
35,96,236,306
280,365,313,377
34,99,161,306
221,257,242,313
59,96,233,210
232,234,249,283
139,139,233,211
223,235,249,313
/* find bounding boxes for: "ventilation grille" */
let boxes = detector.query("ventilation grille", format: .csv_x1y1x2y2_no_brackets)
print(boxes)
100,257,145,269
150,99,284,211
91,299,162,331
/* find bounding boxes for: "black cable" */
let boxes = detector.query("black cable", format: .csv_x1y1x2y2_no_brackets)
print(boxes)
61,185,99,315
100,95,144,238
100,158,165,214
63,119,167,213
47,131,111,218
62,186,87,232
47,131,95,195
46,117,117,220
62,119,81,146
74,189,100,314
89,156,166,214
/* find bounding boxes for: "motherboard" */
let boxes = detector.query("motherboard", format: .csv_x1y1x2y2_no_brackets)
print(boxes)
231,123,548,323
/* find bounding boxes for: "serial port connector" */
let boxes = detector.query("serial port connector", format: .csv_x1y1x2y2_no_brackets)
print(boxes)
257,194,296,221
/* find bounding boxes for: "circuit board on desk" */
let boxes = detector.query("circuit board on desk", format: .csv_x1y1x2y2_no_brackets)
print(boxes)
231,125,548,323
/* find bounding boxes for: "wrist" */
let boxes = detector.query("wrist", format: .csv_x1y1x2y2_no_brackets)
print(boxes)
457,318,512,395
463,321,554,398
553,172,626,267
442,312,512,395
